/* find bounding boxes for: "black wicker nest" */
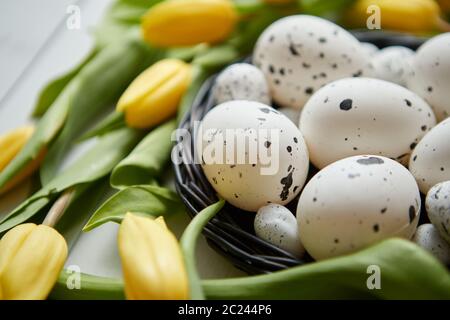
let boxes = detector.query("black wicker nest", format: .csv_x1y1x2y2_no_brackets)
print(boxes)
173,31,426,275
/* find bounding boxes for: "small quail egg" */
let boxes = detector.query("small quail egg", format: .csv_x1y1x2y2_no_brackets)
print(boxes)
407,32,450,121
213,63,271,105
197,100,309,212
409,118,450,193
370,46,414,86
300,77,436,169
361,42,379,57
253,15,372,110
425,181,450,245
297,155,421,260
254,204,305,257
413,224,450,265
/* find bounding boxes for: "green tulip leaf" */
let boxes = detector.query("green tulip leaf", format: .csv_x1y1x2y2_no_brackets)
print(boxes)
40,39,159,185
299,0,356,16
51,239,450,300
78,112,126,142
32,49,98,118
83,185,184,232
203,238,450,299
0,127,142,234
110,120,176,188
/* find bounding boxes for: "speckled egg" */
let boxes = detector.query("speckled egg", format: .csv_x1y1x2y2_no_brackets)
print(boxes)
409,118,450,193
197,100,309,212
407,33,450,121
370,46,414,86
253,15,372,110
425,181,450,244
413,224,450,265
361,42,379,57
213,63,271,105
300,77,436,169
254,204,305,257
297,155,421,260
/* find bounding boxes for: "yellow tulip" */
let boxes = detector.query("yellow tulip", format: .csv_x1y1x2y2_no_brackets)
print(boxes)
346,0,448,32
117,59,192,129
0,126,46,195
141,0,238,47
0,223,68,300
118,213,189,300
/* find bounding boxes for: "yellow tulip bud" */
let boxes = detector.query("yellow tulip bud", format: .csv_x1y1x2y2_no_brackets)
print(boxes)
117,59,192,129
346,0,447,33
0,224,67,300
118,213,189,300
142,0,238,47
0,126,46,195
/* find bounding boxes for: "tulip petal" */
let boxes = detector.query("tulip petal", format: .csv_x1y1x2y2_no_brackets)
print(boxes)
118,213,188,300
0,225,67,300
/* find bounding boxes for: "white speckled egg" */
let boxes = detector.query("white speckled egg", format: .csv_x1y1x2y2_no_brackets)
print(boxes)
297,155,421,260
413,224,450,265
278,107,301,125
300,77,436,169
370,46,414,86
254,204,305,257
425,181,450,244
253,15,372,110
361,42,379,57
409,118,450,193
407,33,450,121
197,100,309,212
213,63,271,105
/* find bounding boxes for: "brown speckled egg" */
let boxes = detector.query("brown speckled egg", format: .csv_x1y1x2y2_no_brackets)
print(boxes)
297,155,421,260
253,15,372,110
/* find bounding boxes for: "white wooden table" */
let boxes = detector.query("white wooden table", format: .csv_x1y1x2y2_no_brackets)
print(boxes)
0,0,244,281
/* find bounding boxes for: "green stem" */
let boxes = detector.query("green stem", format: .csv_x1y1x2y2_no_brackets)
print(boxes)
180,200,225,300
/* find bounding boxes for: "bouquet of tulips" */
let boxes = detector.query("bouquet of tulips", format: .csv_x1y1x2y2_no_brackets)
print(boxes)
0,0,450,300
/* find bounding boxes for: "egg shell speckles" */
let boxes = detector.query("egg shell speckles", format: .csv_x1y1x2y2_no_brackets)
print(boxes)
407,33,450,121
197,100,309,212
254,204,305,257
297,155,421,261
213,63,271,105
409,118,450,194
253,15,372,110
370,46,414,87
300,77,436,169
413,224,450,265
425,181,450,245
